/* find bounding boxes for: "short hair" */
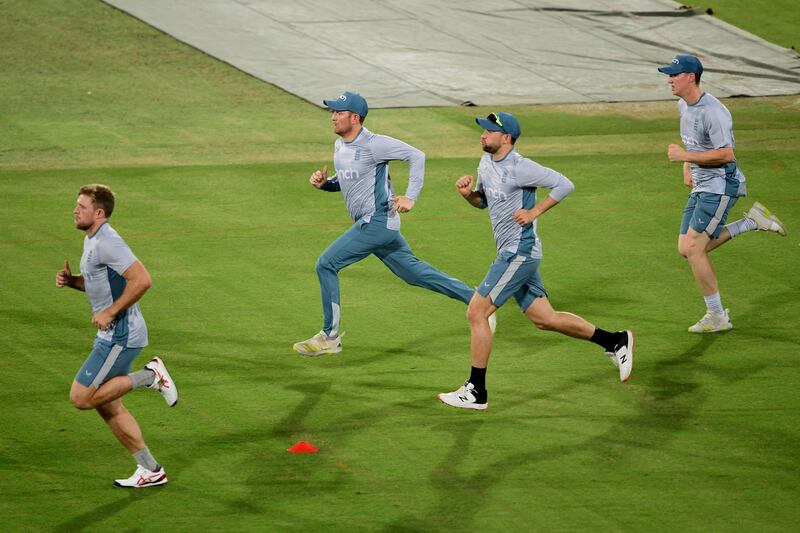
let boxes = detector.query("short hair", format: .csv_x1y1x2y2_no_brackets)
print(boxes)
79,184,115,218
694,71,702,84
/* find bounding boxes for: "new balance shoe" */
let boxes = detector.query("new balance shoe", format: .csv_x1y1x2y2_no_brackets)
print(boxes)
438,381,488,410
746,201,786,236
688,309,733,334
114,464,168,488
145,357,178,407
612,331,634,383
293,330,343,356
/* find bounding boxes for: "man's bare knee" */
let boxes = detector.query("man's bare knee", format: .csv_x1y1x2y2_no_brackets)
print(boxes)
70,393,95,410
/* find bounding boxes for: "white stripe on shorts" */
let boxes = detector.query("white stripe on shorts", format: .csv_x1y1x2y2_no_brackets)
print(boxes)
92,344,124,388
489,255,525,302
707,195,731,235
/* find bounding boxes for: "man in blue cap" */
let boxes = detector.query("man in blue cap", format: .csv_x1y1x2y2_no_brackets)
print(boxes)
438,112,634,410
293,91,493,356
659,54,786,333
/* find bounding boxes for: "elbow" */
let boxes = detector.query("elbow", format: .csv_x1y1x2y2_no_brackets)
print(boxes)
719,148,735,164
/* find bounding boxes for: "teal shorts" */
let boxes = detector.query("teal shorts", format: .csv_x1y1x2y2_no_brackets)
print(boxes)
680,192,738,239
75,337,142,388
477,251,547,311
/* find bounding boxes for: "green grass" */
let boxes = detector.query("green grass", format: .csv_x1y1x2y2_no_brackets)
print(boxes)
2,0,800,530
697,0,800,50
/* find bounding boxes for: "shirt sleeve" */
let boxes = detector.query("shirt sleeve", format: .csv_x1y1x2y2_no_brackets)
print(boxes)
515,158,575,202
98,235,137,276
320,180,341,192
369,134,425,200
705,107,734,149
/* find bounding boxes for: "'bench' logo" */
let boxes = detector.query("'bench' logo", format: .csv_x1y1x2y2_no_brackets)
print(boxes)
484,186,508,202
336,168,361,181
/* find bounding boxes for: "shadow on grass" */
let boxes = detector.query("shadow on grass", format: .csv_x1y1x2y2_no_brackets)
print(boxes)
378,330,768,530
54,489,159,532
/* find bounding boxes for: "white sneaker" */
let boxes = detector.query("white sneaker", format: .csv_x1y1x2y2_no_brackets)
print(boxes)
488,312,497,335
746,202,786,236
145,357,178,407
114,464,168,488
438,381,488,410
293,330,343,356
612,331,634,383
688,309,733,333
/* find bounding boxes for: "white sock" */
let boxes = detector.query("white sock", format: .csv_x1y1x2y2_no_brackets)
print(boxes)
133,447,159,472
704,292,725,316
725,217,757,238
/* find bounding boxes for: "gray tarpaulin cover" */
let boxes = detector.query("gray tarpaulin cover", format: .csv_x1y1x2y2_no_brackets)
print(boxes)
104,0,799,107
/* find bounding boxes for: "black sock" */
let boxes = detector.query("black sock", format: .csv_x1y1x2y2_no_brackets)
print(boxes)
469,366,487,392
589,328,618,352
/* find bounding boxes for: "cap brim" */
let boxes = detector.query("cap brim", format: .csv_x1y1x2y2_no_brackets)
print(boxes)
657,65,682,75
323,99,349,110
475,117,503,132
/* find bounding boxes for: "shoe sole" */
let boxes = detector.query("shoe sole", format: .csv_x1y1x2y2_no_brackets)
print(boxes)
114,478,168,488
687,325,734,333
146,357,178,407
748,203,787,236
293,345,342,356
620,331,634,383
437,394,488,411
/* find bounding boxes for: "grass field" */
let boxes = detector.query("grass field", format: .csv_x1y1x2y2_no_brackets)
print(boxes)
1,0,799,531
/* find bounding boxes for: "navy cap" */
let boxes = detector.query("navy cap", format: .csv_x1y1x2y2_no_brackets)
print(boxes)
658,54,703,75
323,91,369,118
475,112,521,140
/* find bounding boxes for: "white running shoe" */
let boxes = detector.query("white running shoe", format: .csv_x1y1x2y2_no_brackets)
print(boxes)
114,464,168,488
293,330,343,356
746,201,786,236
488,312,497,335
438,381,488,410
688,309,733,334
145,357,178,407
613,331,634,383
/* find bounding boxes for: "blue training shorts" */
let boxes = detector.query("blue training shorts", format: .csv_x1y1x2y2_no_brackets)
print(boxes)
680,192,738,239
477,251,547,311
75,337,142,388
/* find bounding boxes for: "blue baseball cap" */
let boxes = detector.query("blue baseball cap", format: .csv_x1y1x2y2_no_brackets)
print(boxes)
323,91,369,118
658,54,703,75
475,112,521,140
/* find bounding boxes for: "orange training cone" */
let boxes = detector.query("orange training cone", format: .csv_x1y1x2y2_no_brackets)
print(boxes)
288,441,318,453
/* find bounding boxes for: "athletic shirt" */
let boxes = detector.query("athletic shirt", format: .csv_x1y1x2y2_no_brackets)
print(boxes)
323,127,424,230
80,222,148,348
475,149,574,259
678,92,747,197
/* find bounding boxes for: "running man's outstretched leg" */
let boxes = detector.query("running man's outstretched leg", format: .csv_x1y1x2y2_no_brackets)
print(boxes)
295,222,379,356
375,232,475,304
524,297,633,382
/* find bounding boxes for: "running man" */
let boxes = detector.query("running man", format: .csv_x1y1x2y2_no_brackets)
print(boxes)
438,112,633,410
293,91,493,356
658,54,787,333
56,184,177,487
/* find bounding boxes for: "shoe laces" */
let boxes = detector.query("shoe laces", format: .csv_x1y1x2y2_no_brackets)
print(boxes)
698,311,725,326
